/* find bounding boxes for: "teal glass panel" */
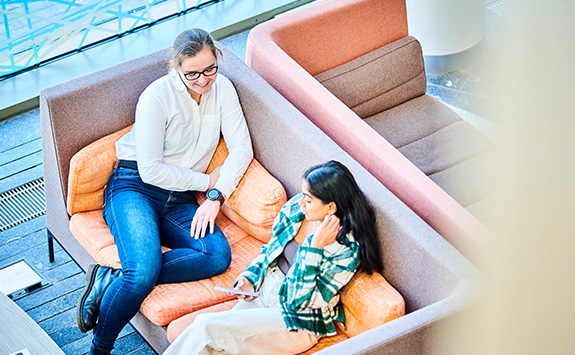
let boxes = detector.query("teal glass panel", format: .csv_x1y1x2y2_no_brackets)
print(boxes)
0,0,219,80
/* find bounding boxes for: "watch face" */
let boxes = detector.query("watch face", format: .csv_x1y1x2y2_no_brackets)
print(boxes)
207,189,220,200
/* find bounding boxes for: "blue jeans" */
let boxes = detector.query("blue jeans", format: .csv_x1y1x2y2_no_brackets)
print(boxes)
94,166,232,350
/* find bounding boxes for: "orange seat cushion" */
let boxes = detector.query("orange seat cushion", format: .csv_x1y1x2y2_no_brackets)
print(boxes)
166,300,239,343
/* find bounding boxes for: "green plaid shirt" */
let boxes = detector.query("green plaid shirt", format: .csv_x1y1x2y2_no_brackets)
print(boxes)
238,194,360,336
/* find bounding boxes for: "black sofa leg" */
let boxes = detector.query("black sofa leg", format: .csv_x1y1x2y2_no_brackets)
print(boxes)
48,229,55,263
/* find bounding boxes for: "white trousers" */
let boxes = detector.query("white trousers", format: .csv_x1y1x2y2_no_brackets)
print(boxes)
163,266,320,355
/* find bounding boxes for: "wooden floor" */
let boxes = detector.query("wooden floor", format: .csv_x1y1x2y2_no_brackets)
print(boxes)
0,110,156,354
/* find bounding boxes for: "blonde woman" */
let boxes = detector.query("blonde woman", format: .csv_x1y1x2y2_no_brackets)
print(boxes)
77,29,253,355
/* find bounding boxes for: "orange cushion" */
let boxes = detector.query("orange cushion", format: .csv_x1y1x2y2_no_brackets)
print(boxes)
338,271,405,337
205,137,287,243
70,210,121,269
140,214,263,325
67,129,286,242
66,126,132,215
70,206,264,326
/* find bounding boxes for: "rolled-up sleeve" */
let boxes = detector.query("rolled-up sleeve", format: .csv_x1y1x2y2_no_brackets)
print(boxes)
213,78,253,198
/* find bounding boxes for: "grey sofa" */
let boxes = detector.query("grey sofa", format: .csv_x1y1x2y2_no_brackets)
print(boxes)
41,44,482,353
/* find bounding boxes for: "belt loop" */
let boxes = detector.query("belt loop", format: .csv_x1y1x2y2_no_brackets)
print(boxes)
117,160,138,170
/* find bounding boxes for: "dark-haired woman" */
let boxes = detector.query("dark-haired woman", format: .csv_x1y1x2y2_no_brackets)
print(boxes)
164,160,383,355
76,28,253,354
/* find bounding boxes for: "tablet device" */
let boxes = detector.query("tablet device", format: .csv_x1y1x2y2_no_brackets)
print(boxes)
214,286,259,298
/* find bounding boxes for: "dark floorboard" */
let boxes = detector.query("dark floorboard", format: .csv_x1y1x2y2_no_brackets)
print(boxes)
0,108,155,354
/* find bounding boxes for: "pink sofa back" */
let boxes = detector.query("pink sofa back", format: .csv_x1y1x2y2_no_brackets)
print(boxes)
272,0,408,76
246,0,491,263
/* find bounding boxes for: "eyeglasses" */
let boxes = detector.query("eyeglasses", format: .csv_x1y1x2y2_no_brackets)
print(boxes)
179,65,218,81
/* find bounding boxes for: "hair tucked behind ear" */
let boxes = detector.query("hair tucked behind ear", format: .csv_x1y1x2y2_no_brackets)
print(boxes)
303,161,383,274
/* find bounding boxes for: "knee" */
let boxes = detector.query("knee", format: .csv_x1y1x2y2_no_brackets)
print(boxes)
209,241,231,275
193,313,224,337
122,264,160,293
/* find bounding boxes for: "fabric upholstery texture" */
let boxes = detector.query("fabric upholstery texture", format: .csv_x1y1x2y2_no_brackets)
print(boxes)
69,210,122,269
363,94,461,148
315,36,426,117
66,126,132,215
337,271,405,337
205,137,287,243
271,0,408,76
397,121,495,176
429,150,499,209
364,95,497,209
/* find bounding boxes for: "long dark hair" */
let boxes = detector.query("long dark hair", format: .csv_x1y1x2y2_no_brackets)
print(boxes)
303,161,383,274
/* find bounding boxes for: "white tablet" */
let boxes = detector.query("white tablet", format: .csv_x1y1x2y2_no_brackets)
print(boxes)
214,286,259,298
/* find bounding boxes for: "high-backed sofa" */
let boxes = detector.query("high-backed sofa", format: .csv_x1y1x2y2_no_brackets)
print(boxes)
41,44,481,354
245,0,496,262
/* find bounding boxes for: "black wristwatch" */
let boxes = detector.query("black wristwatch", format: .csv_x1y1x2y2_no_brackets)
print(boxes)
206,188,225,206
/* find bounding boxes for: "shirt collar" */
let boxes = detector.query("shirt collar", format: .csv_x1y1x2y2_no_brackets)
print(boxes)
168,69,188,92
287,193,306,223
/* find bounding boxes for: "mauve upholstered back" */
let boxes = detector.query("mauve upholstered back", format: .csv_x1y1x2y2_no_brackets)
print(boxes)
315,36,427,117
41,49,171,198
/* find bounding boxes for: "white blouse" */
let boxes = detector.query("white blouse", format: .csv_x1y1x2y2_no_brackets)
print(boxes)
116,70,253,198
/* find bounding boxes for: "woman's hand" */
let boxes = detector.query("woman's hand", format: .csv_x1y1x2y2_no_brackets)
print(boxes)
190,166,222,239
190,200,220,240
234,276,258,301
310,214,341,249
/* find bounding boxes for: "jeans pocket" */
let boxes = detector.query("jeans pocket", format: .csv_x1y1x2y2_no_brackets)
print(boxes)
114,167,140,179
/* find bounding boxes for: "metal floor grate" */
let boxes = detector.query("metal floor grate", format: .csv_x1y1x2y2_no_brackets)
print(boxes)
488,0,515,22
0,178,46,232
